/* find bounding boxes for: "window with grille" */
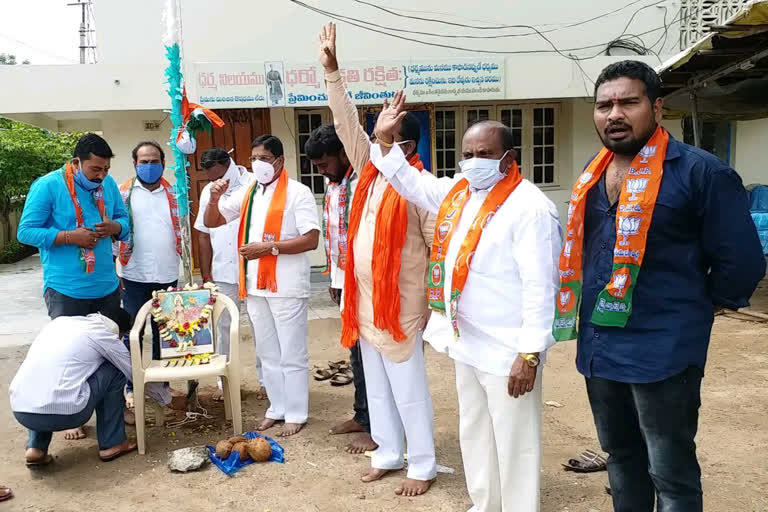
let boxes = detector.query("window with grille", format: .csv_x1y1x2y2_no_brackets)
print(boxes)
532,107,556,186
296,110,328,196
435,109,458,178
499,107,524,172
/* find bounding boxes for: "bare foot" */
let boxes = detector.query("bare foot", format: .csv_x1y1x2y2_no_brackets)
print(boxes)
124,390,135,409
124,408,136,425
278,422,305,437
63,427,86,440
361,467,393,483
330,418,366,435
99,439,138,461
255,387,268,401
25,447,49,464
257,418,277,431
395,478,435,497
345,432,378,454
211,389,224,402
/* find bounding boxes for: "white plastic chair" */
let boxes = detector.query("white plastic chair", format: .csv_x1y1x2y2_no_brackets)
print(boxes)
129,292,243,454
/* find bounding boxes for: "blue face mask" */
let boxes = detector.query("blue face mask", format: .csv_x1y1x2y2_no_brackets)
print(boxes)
136,163,164,184
74,167,102,191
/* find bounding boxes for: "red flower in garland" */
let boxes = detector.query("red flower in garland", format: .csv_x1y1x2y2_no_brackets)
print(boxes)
169,341,178,348
183,322,190,330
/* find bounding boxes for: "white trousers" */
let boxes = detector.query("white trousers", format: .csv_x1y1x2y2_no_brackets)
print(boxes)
359,337,437,481
246,296,309,424
216,282,263,389
456,361,542,512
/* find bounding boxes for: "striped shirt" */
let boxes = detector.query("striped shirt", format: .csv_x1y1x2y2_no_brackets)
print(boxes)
9,314,170,415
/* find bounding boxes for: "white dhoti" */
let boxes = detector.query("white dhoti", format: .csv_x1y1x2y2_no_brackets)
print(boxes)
359,336,437,481
246,296,309,424
216,282,263,388
456,360,542,512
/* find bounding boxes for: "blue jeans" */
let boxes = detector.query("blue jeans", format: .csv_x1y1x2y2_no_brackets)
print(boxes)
14,362,127,452
586,367,703,512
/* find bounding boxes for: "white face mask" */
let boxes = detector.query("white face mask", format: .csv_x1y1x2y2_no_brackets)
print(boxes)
458,151,509,190
251,159,276,184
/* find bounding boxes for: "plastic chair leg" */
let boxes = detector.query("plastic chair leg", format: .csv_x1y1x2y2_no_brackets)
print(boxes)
135,382,146,455
221,376,232,421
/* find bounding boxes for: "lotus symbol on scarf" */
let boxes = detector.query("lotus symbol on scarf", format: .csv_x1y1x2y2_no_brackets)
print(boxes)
560,290,571,307
577,172,593,189
611,272,628,296
618,216,641,246
563,239,574,258
638,145,657,163
567,202,575,222
626,178,649,201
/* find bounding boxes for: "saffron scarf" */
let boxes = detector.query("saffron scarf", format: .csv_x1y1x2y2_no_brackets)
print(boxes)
62,162,105,273
340,154,424,348
321,166,354,275
428,162,523,339
117,177,182,266
237,169,289,299
553,126,669,341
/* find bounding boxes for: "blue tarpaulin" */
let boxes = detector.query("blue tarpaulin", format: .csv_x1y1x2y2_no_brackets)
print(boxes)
206,431,284,476
750,186,768,254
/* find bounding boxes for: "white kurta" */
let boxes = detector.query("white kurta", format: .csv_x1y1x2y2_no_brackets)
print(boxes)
217,171,319,423
324,174,358,290
372,143,560,512
118,181,180,284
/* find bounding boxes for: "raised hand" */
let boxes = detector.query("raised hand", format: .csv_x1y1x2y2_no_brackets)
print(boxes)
374,90,408,144
319,22,339,73
209,178,229,202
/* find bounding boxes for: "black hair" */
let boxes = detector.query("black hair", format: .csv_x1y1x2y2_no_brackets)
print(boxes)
103,308,132,335
400,112,421,147
251,134,284,157
131,140,165,164
304,124,344,159
594,60,662,103
200,147,230,168
73,133,115,161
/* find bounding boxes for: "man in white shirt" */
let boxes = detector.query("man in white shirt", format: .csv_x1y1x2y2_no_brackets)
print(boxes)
305,124,377,455
10,310,171,465
195,148,265,401
371,93,562,511
204,135,320,437
117,141,181,363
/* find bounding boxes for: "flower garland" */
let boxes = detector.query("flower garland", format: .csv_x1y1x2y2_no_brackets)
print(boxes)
151,282,219,353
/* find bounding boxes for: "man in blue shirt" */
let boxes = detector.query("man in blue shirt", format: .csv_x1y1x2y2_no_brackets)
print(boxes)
559,61,765,511
17,133,129,440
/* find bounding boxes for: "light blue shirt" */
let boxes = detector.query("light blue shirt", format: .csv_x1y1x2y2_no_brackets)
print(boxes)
17,167,130,299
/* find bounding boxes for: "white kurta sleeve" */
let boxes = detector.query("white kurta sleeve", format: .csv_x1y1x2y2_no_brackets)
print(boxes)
217,185,248,224
370,143,457,215
513,205,562,354
194,185,211,234
293,183,321,235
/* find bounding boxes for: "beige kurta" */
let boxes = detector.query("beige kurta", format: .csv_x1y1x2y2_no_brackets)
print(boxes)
326,70,435,363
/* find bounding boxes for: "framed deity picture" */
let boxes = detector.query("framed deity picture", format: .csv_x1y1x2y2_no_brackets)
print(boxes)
362,104,436,173
153,289,216,359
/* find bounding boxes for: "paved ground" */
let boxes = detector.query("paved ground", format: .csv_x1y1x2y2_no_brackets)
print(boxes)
1,255,767,511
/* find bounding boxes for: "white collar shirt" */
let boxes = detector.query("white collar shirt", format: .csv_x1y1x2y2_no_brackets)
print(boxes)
10,314,170,415
118,180,180,284
194,164,250,284
218,172,320,298
372,144,562,377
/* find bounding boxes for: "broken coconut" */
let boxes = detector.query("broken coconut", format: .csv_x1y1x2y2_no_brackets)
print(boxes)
228,435,247,445
232,441,249,462
215,440,233,459
246,437,271,462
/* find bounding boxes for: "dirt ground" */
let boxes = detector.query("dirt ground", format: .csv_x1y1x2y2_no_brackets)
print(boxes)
2,284,768,511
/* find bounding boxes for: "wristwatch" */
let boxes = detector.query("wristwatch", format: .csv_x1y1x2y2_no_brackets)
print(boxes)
271,244,280,256
519,352,540,368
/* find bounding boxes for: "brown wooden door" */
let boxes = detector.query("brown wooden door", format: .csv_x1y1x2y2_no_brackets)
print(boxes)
188,108,271,271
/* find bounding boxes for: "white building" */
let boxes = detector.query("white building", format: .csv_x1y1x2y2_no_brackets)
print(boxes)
1,0,764,266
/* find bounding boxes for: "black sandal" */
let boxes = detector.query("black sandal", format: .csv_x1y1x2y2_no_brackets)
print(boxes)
561,449,607,473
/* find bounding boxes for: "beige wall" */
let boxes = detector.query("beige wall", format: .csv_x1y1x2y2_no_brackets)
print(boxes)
734,118,768,186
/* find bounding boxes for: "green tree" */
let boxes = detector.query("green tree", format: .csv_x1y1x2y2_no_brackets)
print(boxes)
0,118,82,243
0,53,29,65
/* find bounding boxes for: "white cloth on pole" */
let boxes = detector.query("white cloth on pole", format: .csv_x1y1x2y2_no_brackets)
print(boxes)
359,336,437,481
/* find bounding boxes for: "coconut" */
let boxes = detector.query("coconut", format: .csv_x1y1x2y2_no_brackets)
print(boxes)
232,441,249,462
214,440,233,459
228,435,247,445
246,437,271,462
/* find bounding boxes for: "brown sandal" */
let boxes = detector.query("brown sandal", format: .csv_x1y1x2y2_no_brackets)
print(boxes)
0,487,12,502
330,368,354,386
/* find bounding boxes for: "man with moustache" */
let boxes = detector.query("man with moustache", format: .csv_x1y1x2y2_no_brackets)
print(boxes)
555,60,765,511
